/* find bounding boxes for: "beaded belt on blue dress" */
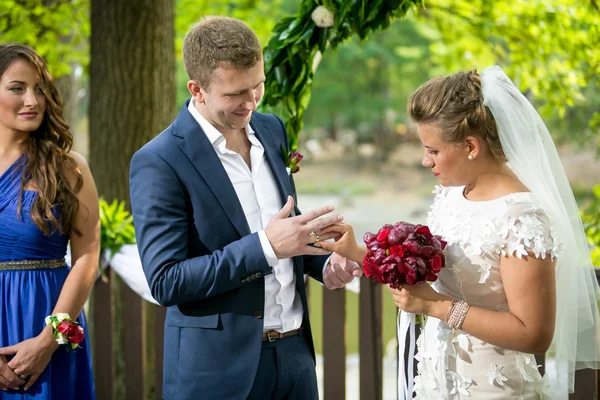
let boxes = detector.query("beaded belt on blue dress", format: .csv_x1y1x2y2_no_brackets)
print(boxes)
0,259,66,271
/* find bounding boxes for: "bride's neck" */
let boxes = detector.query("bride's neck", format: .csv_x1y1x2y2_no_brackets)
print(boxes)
463,162,517,200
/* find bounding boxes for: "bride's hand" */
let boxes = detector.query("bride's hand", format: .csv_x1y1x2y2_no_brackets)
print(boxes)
315,223,367,263
387,283,450,316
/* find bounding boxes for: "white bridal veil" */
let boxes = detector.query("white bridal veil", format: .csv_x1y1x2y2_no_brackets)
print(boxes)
480,66,600,398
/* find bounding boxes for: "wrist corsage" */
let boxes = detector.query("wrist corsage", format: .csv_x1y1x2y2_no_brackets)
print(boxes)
45,313,85,350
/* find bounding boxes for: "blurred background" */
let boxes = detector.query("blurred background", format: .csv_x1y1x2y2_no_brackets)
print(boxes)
2,0,598,398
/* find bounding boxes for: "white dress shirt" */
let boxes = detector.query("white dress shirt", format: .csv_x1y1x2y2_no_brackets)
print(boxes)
188,100,303,333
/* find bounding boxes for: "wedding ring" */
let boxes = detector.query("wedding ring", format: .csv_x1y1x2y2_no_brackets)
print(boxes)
18,374,27,380
309,231,320,243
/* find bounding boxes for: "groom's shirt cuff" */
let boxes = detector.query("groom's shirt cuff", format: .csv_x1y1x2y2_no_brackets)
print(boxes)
321,255,332,277
258,230,279,267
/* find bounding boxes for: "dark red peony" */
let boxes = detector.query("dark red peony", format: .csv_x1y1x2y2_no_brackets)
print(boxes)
362,222,447,288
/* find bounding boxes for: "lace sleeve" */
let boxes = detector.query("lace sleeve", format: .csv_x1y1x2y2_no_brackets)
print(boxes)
498,201,557,260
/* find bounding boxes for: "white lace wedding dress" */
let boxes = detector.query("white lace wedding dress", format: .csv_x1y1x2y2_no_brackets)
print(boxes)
414,185,557,399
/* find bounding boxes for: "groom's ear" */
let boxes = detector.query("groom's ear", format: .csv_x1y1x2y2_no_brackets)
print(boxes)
187,80,205,103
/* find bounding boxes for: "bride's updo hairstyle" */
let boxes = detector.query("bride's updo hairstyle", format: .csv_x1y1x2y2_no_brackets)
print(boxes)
408,69,507,163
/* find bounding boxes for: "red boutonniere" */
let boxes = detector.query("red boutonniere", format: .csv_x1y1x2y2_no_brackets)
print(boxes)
281,145,304,174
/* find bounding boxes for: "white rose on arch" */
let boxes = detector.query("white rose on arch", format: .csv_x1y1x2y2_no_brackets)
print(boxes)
311,5,334,28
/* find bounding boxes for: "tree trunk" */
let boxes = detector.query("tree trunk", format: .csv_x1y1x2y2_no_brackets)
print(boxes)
89,2,175,399
89,0,176,204
55,73,77,130
55,73,88,157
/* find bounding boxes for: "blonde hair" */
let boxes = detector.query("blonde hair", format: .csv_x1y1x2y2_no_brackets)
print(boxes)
408,69,506,162
182,16,263,90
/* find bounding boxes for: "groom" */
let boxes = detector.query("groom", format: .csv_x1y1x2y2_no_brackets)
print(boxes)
129,16,361,400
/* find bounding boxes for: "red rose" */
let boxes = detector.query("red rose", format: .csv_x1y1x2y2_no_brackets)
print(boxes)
376,227,391,248
390,245,405,258
66,324,85,344
57,321,71,334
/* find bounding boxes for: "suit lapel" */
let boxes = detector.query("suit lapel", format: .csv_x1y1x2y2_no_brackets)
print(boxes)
251,117,300,274
174,103,251,237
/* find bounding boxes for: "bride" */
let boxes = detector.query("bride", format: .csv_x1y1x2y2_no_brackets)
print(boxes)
317,66,600,399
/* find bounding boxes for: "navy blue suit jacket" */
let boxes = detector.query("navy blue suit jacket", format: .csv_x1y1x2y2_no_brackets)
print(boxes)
129,102,327,400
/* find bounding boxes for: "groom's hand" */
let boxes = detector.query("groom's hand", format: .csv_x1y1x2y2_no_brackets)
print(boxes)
265,196,343,259
323,253,363,290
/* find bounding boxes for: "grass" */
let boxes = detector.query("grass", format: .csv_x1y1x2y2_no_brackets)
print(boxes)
307,279,399,355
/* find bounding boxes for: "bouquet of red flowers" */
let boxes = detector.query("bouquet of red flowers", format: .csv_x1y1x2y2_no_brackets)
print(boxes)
362,222,447,288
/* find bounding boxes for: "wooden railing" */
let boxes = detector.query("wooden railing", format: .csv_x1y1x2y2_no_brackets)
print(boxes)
90,270,600,400
90,271,166,400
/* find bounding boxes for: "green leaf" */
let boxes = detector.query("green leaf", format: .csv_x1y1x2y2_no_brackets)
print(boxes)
99,198,136,264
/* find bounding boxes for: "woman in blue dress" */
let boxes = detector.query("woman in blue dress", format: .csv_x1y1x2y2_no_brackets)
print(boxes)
0,43,99,399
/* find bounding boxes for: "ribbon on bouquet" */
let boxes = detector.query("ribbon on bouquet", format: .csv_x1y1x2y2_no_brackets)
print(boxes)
397,310,416,399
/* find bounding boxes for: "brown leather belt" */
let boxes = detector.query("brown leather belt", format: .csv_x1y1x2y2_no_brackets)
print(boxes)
262,328,303,343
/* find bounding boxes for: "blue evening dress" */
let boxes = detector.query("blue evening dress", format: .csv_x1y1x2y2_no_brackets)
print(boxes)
0,156,95,399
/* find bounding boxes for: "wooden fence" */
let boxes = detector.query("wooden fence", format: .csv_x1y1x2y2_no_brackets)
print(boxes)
89,270,600,400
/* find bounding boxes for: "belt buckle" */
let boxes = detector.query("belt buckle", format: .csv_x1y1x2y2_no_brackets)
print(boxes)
267,331,279,343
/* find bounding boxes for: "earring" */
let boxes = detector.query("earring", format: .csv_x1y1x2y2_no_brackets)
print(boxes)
468,155,474,160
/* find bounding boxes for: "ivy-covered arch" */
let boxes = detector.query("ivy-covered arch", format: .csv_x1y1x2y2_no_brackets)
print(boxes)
259,0,423,151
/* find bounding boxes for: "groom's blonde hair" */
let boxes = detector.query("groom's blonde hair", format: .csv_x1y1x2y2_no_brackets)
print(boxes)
182,16,263,90
408,69,507,163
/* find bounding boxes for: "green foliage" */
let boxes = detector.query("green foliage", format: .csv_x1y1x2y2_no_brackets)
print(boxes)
260,0,423,150
99,198,136,257
175,0,285,55
174,0,286,105
416,0,600,146
581,185,600,267
0,0,89,78
304,17,438,144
